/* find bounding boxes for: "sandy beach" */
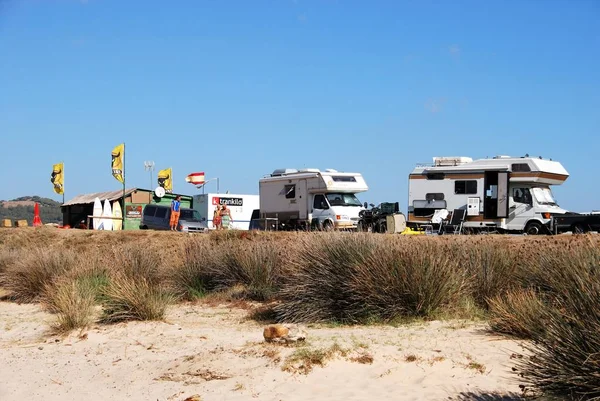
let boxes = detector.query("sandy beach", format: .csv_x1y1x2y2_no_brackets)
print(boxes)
0,301,525,401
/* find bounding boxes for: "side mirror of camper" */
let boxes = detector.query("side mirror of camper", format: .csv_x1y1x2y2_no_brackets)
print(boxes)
363,201,368,209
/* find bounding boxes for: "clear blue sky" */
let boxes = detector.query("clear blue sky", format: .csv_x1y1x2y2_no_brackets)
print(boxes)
1,0,598,211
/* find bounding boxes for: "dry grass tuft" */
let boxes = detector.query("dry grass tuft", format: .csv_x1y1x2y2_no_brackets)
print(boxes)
276,234,467,323
173,239,287,302
350,352,374,364
101,275,173,323
466,361,486,374
170,238,220,300
0,248,19,283
2,248,78,302
514,240,600,399
282,343,349,374
488,289,547,339
44,279,97,333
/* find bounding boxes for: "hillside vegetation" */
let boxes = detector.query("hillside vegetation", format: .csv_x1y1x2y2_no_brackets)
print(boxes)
0,196,62,225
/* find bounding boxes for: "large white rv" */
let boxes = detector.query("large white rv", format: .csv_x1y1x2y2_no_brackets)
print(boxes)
258,168,368,230
193,193,259,230
408,156,570,234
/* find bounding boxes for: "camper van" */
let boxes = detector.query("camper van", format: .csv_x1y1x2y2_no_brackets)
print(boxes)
257,168,368,230
192,193,259,230
408,156,570,234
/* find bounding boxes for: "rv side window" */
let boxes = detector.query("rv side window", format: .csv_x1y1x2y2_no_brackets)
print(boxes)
455,180,477,195
332,176,357,182
427,173,445,180
284,184,296,199
144,205,157,217
512,163,531,172
313,194,328,209
155,207,168,218
426,193,444,201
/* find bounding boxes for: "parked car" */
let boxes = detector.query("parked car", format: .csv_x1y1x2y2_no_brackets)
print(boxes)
140,204,208,233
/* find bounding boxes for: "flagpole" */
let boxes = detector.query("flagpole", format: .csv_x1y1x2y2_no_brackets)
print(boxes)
122,142,126,229
62,161,65,205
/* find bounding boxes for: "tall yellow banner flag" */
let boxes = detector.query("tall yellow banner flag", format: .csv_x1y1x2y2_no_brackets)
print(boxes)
50,162,64,195
111,143,125,183
157,167,173,193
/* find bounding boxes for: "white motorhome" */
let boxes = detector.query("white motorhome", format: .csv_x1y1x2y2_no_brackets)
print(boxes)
408,156,569,234
192,193,259,230
258,168,368,230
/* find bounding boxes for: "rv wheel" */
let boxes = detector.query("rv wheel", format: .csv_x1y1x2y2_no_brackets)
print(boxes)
572,224,586,235
322,220,334,232
524,221,543,235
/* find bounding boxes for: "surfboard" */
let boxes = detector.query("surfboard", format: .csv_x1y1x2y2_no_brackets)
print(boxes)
102,200,113,231
112,201,123,230
93,197,103,230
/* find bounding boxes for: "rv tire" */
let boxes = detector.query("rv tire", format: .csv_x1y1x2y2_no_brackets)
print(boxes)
572,224,586,235
524,221,544,235
322,220,334,232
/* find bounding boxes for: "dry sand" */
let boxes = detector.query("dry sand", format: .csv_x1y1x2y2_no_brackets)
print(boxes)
0,301,526,401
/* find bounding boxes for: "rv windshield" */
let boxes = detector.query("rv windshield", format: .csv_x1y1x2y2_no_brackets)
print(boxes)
179,209,202,222
532,187,558,206
326,193,362,207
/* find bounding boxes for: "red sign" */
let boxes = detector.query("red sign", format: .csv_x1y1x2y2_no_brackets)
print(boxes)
126,205,143,218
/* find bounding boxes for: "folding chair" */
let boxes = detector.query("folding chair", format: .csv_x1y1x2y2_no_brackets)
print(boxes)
443,209,466,235
422,209,449,235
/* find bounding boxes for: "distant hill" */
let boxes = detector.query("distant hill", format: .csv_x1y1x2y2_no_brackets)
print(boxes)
0,196,63,225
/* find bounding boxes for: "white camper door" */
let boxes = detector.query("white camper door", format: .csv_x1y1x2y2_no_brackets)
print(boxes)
297,179,308,220
497,172,509,218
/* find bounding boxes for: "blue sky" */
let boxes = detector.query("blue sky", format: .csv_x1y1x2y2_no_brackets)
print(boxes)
1,0,598,211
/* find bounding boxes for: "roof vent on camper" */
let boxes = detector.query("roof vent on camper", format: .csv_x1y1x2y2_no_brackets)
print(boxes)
298,168,320,173
271,168,298,177
433,157,473,167
324,169,338,173
493,155,511,159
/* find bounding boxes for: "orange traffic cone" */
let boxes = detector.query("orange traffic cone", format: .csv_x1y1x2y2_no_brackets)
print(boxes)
33,202,42,227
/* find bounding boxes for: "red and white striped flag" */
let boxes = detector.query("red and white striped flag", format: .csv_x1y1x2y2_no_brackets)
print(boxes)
185,172,205,186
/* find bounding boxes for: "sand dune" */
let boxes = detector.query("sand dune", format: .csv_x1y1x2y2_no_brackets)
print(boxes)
0,302,525,401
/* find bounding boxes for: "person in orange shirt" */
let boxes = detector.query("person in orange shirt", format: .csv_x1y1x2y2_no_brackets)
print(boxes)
170,195,182,231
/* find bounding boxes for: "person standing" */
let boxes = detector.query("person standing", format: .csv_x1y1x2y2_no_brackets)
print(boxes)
213,205,222,230
220,204,233,229
170,195,182,231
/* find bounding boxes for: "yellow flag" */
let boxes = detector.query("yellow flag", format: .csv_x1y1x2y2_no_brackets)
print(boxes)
50,162,64,195
158,167,173,193
111,143,125,183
